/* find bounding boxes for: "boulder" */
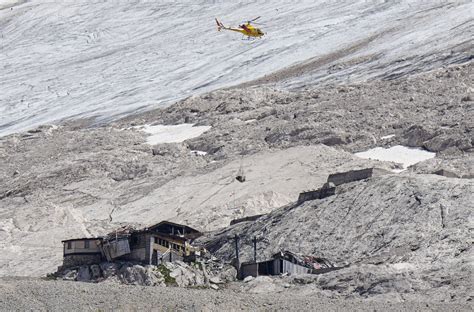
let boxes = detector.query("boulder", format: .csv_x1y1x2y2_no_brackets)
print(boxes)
423,133,472,153
119,264,146,285
402,125,436,147
209,276,224,284
177,265,199,287
62,269,77,281
215,266,237,283
100,262,118,278
143,265,164,286
90,264,101,280
77,266,91,282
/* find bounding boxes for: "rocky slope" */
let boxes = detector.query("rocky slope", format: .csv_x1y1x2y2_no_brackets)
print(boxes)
0,134,393,276
199,173,474,302
117,62,473,157
0,63,472,286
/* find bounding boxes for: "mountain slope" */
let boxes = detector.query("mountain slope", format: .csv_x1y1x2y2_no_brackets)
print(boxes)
0,62,472,277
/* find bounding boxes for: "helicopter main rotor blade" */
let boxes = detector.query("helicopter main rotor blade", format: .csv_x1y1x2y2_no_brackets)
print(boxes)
244,16,261,24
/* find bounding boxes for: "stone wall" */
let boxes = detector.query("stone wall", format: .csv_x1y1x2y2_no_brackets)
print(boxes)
327,168,390,186
63,254,103,269
297,167,391,204
230,214,265,226
297,186,336,204
432,169,459,178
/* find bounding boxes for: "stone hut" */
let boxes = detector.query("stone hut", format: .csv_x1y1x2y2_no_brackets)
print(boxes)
61,237,103,268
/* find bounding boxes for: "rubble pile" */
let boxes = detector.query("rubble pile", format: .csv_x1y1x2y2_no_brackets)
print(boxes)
57,259,237,289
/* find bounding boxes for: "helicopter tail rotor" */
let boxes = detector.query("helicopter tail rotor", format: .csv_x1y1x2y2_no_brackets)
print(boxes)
215,18,224,31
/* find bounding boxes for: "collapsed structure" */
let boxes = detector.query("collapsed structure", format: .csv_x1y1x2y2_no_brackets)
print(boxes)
240,251,341,279
61,221,203,270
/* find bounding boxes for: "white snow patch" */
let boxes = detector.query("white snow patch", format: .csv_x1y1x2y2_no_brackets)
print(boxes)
191,150,207,156
392,263,416,271
245,119,257,124
381,134,395,140
135,124,211,145
355,145,435,172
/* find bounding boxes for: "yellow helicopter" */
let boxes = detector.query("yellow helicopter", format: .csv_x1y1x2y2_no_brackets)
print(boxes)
215,16,265,39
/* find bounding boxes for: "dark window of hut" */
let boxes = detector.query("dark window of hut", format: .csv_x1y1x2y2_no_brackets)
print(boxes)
84,240,90,249
67,242,71,249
